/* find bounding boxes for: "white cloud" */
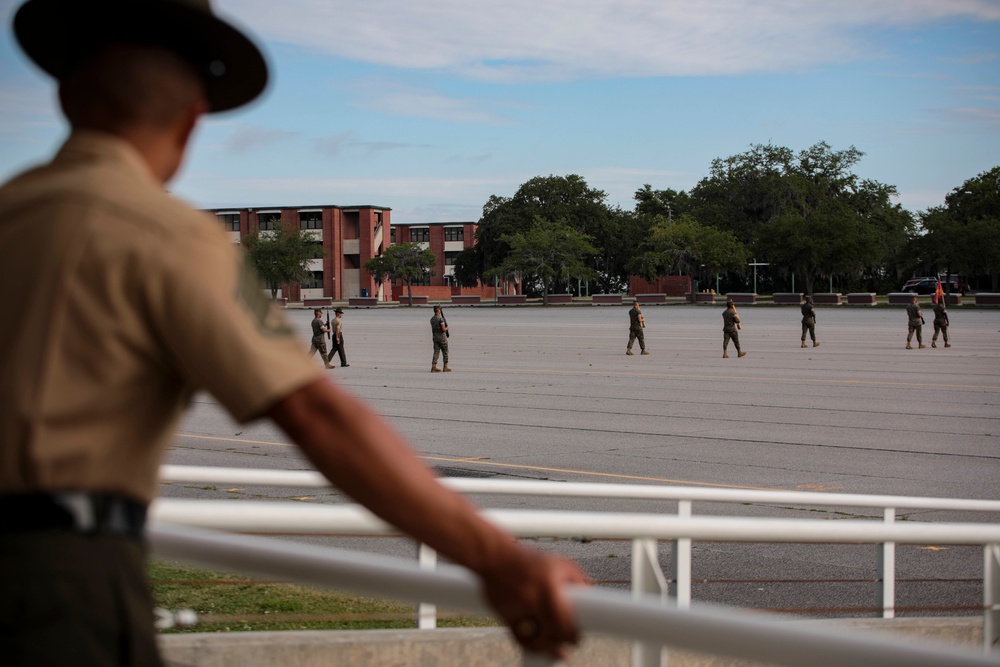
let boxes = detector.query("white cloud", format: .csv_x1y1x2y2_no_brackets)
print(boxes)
346,79,517,124
221,0,1000,82
220,125,298,153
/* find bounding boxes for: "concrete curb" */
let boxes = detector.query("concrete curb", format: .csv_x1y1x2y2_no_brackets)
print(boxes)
160,617,983,667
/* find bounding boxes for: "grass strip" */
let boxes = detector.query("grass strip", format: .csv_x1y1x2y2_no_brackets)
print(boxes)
149,559,498,633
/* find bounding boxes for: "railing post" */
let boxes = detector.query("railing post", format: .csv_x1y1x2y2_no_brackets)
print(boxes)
877,508,896,619
417,543,437,629
632,538,668,667
986,544,1000,653
671,500,692,609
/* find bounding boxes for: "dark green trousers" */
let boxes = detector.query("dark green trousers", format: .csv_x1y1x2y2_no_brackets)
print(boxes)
0,532,162,667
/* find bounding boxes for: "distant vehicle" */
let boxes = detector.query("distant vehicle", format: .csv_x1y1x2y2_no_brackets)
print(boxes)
900,277,960,294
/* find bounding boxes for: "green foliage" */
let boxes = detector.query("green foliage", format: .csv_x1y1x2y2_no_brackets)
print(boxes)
242,226,319,299
364,242,437,305
687,141,912,293
487,217,597,304
631,214,748,283
920,166,1000,289
475,175,612,289
451,246,483,288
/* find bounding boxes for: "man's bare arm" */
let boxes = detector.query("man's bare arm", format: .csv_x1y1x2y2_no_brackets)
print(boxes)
267,377,586,658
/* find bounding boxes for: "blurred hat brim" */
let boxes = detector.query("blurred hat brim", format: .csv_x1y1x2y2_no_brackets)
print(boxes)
13,0,268,112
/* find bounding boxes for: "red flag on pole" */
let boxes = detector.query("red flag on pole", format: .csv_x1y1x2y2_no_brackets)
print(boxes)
934,280,945,304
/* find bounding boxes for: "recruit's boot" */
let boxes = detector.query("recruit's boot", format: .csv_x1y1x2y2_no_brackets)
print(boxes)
801,341,807,348
813,341,821,347
738,351,747,358
944,343,951,348
443,365,451,372
906,343,912,349
626,349,634,356
640,349,649,355
723,351,729,358
431,365,441,372
325,364,335,369
919,343,926,349
931,341,936,348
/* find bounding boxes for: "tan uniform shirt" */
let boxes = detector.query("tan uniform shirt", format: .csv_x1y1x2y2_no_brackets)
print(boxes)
0,131,321,503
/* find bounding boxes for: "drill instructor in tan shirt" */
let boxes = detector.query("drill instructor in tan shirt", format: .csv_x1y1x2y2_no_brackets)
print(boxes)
0,1,585,664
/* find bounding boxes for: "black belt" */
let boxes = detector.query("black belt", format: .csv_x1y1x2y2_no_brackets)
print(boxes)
0,492,146,539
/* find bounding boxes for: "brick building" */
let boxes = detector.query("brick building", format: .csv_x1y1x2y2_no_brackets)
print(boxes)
205,204,389,301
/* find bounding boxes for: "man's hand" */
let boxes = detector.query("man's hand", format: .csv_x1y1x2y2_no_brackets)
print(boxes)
267,379,588,660
481,548,588,660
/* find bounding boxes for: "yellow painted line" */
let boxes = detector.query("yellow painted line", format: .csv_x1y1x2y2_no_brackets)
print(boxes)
175,433,786,492
410,365,1000,391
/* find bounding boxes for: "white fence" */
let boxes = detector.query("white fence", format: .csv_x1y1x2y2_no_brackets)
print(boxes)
156,465,1000,666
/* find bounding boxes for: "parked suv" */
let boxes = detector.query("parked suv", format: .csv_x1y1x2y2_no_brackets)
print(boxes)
900,277,960,294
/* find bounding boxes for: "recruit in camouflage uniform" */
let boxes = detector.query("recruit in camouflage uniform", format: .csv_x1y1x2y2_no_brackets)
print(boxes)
800,296,820,348
722,299,746,358
905,295,925,349
430,305,450,372
626,301,648,355
931,298,951,348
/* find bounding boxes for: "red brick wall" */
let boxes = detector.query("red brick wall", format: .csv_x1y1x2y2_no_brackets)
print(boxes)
629,275,692,297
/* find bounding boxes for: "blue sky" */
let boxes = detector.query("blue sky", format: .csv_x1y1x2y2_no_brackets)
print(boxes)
1,0,998,222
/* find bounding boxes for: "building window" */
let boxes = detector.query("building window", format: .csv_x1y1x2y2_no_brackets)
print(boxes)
390,227,396,243
409,272,432,286
410,228,430,243
444,227,464,242
259,212,281,231
301,271,323,289
217,213,240,231
299,212,322,230
445,251,459,266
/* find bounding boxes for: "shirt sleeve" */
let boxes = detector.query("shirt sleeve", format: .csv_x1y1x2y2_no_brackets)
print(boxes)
144,224,322,423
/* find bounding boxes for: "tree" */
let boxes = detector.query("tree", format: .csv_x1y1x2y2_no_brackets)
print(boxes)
474,175,614,291
242,227,317,299
921,166,1000,290
364,242,437,305
689,141,911,293
487,218,597,305
451,247,483,289
630,214,748,286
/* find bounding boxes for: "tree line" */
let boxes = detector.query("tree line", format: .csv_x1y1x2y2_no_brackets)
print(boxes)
240,141,999,300
453,142,1000,296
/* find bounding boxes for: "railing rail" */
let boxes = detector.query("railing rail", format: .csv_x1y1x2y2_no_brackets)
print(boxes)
159,465,1000,513
149,522,998,667
156,465,1000,662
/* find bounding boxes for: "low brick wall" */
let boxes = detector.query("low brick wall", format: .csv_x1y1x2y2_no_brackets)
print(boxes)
945,294,962,306
592,294,623,305
303,298,333,307
545,294,573,304
773,293,803,305
847,292,877,306
727,293,756,304
348,297,379,307
451,295,481,305
397,294,429,305
694,293,716,304
975,293,1000,306
887,292,917,305
813,293,842,305
497,294,526,305
635,293,666,304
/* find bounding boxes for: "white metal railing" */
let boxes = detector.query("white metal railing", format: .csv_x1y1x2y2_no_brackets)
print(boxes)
149,522,998,667
157,466,1000,662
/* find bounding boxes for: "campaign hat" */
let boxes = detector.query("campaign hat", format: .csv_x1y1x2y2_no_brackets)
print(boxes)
334,308,344,314
13,0,268,112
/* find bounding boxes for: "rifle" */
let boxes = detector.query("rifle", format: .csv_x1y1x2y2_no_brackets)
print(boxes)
441,307,450,338
732,303,742,330
325,309,331,340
